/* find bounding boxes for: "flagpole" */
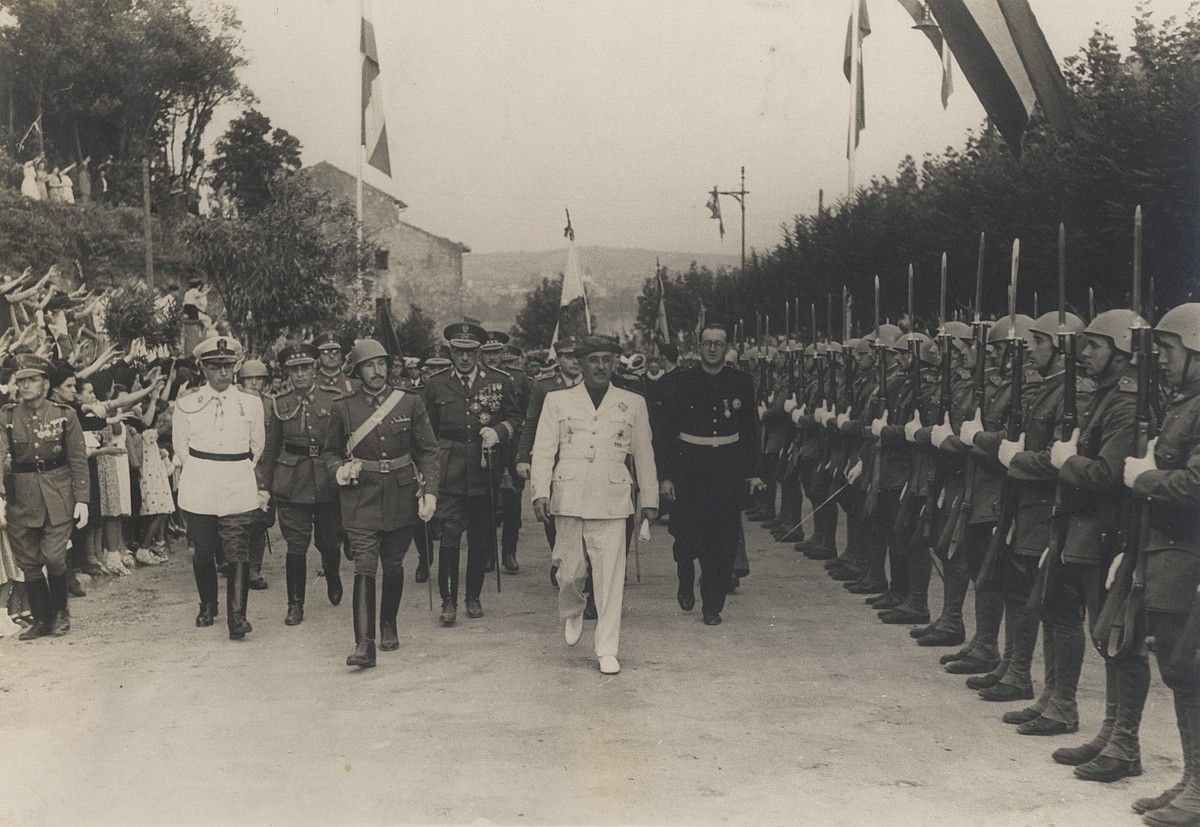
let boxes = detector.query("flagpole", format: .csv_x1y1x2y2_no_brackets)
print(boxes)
846,0,860,198
356,0,365,254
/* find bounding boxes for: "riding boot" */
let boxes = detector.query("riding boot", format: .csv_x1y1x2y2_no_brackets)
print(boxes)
17,577,53,640
226,562,253,640
1135,696,1195,814
193,557,219,626
347,574,377,668
47,572,70,635
320,547,343,606
285,555,306,626
379,569,403,652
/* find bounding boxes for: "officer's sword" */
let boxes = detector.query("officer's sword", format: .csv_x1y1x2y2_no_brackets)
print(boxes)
483,445,501,593
416,470,433,612
777,480,851,541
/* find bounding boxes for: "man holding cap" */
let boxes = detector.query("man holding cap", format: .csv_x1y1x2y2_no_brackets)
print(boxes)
421,322,521,626
323,339,440,668
531,334,657,675
0,353,90,640
174,335,267,640
259,342,347,625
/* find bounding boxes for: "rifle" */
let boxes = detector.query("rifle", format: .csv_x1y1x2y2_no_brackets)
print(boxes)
937,233,986,558
893,265,922,539
1036,223,1077,612
1095,206,1153,658
977,240,1025,592
866,275,888,517
911,254,952,545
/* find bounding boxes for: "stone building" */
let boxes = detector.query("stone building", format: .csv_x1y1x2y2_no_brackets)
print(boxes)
302,161,470,323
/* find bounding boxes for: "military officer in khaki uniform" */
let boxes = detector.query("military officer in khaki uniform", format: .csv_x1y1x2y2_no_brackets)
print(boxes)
259,342,346,626
323,339,440,668
0,353,90,640
314,332,355,395
421,323,522,626
174,336,267,640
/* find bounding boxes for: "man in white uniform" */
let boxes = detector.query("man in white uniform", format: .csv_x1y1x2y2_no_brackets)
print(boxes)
174,336,268,639
531,335,658,675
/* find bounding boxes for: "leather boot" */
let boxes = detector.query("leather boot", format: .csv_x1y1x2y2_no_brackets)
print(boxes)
379,569,403,651
1142,696,1200,824
321,548,343,606
880,590,930,625
1134,698,1195,815
284,555,305,626
227,563,253,640
677,562,695,612
439,598,457,627
48,572,70,635
194,558,219,627
414,551,430,584
919,628,967,647
868,591,903,609
502,551,519,575
18,578,53,640
346,574,376,667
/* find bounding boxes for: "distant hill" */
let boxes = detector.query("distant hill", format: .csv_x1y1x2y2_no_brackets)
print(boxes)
462,246,740,332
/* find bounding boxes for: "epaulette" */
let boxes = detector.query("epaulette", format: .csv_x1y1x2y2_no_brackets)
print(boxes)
332,389,357,402
484,365,511,379
1117,375,1137,393
1076,376,1098,394
317,383,344,394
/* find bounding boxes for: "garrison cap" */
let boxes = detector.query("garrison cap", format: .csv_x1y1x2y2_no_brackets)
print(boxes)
481,330,510,352
312,332,343,352
575,335,623,357
238,358,269,380
278,342,319,368
443,322,486,349
194,335,244,365
12,352,54,380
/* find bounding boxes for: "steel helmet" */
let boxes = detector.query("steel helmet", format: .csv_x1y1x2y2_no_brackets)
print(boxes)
803,344,816,358
1155,303,1200,353
902,331,940,365
1029,311,1087,340
237,358,268,380
941,320,973,341
347,338,389,374
845,337,862,353
853,336,875,356
876,323,903,347
1084,309,1148,355
987,314,1034,344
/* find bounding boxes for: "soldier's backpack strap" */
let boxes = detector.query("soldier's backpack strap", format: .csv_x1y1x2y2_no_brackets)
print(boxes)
345,390,405,456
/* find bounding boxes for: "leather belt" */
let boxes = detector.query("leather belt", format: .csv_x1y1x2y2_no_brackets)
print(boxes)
679,433,739,447
355,454,412,474
285,443,322,458
12,456,67,473
189,448,252,462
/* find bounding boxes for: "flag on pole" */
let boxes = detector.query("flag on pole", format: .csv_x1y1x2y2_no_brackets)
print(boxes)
706,187,725,239
360,1,391,176
655,269,671,343
925,0,1075,156
550,212,591,350
896,0,954,107
843,0,871,156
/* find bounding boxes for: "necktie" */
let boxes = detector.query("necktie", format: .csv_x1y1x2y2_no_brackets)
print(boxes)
461,374,471,395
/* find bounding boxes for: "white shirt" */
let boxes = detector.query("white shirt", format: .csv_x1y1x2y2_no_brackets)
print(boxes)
173,384,264,516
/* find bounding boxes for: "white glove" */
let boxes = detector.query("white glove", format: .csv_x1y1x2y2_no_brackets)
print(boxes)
1050,428,1079,470
73,502,89,529
418,493,437,522
336,460,359,486
1123,439,1159,489
871,409,889,437
1106,552,1124,590
836,411,850,428
784,397,797,414
904,410,923,442
0,496,6,527
998,435,1025,469
480,426,500,449
846,459,864,485
757,403,767,419
515,462,531,480
1038,547,1049,570
791,408,802,425
960,409,983,447
931,414,953,448
814,406,828,425
257,490,271,511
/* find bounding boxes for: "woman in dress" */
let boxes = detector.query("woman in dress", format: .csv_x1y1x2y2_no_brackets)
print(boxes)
135,384,174,561
20,157,42,200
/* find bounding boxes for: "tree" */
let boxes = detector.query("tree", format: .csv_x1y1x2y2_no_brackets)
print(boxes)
510,275,594,349
395,303,437,357
210,108,302,215
182,176,373,352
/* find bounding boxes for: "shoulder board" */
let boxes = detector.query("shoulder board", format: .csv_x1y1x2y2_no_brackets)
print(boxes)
1118,375,1137,393
318,384,344,394
53,402,75,414
484,366,511,379
427,367,451,379
1076,376,1098,394
332,389,357,402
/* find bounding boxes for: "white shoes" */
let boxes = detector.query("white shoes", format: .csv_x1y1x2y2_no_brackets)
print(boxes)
598,655,620,675
564,614,583,646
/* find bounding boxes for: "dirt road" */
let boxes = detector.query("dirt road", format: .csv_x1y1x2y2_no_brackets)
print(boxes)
3,509,1180,825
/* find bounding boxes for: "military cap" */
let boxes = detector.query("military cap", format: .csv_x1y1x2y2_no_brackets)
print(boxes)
424,344,452,367
194,335,244,365
443,322,486,349
12,352,54,380
348,339,389,373
575,335,623,357
403,356,421,369
238,358,269,379
554,335,580,356
503,344,525,361
278,342,318,368
312,332,343,352
481,330,510,352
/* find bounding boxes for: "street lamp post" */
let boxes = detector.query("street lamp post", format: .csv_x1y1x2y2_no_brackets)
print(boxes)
716,166,749,274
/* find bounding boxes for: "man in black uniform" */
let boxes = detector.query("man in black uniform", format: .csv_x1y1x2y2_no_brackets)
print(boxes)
657,321,764,624
421,323,522,625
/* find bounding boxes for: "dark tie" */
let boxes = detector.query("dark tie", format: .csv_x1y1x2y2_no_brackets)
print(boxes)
460,374,471,395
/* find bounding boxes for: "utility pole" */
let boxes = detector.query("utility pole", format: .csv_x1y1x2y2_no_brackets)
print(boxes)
717,166,749,274
142,157,153,286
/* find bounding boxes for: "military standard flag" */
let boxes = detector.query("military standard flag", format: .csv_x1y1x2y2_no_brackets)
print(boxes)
361,1,391,176
843,0,871,155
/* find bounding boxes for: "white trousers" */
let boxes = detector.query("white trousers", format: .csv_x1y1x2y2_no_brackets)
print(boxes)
553,516,626,658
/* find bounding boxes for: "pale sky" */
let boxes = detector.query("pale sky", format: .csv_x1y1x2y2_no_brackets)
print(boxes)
214,0,1188,254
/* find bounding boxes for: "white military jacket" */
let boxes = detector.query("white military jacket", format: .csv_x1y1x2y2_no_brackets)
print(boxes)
530,382,658,519
173,384,265,516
